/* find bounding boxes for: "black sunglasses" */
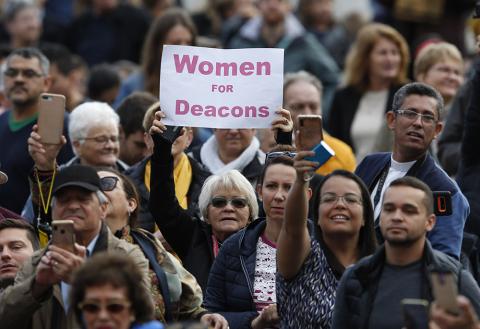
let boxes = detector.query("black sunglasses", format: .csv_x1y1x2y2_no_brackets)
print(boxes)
100,176,119,191
211,196,248,209
78,301,130,314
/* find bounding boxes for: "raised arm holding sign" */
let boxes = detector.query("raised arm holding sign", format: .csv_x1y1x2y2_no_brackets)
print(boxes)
160,46,284,129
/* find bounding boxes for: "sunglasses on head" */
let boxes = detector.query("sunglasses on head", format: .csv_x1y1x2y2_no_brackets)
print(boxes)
78,301,131,314
211,196,248,209
100,176,119,191
265,151,297,162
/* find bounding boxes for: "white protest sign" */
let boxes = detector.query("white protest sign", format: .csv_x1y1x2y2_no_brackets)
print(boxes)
159,45,284,129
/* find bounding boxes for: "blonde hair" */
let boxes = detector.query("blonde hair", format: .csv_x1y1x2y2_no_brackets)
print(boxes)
414,42,463,79
344,23,409,91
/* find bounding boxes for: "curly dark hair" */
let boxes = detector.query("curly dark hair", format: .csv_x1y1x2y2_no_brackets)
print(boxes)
70,252,154,325
310,170,377,258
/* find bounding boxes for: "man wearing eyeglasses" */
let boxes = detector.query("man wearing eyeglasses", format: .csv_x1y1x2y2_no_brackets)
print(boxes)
0,165,150,329
355,82,469,259
0,48,74,215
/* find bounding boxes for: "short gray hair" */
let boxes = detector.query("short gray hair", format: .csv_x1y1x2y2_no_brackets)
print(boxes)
68,102,120,145
283,70,323,103
6,47,49,76
391,82,445,120
198,170,258,223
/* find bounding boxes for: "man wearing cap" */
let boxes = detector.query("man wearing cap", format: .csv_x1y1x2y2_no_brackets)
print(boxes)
0,165,150,329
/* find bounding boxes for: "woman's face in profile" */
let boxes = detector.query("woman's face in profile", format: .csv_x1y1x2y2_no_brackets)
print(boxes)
80,283,133,329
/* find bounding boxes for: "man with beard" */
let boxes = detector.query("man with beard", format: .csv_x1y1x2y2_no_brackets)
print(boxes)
332,177,480,329
355,82,468,258
0,219,38,291
0,48,73,214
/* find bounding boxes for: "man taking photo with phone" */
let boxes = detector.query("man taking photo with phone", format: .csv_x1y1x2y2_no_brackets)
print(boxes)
332,177,480,329
0,165,150,329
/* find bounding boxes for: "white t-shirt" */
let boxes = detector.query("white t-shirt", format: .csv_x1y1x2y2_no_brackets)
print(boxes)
351,90,389,163
371,156,416,221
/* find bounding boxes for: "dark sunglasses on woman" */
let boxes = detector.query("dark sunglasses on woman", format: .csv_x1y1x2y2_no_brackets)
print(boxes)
211,196,248,209
100,176,119,191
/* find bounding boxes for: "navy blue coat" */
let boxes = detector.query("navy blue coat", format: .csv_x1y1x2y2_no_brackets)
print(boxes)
204,218,267,329
355,152,469,258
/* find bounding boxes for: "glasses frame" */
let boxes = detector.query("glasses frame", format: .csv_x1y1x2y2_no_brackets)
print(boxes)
80,135,120,146
4,68,45,79
100,176,119,191
394,109,437,125
319,193,363,206
78,300,131,314
210,196,248,209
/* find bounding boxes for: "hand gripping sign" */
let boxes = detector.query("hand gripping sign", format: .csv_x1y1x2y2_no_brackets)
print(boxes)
160,45,284,129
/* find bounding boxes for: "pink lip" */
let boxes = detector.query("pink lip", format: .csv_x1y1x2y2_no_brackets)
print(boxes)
0,264,17,272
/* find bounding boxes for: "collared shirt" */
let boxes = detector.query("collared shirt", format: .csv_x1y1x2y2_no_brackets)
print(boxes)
61,234,99,311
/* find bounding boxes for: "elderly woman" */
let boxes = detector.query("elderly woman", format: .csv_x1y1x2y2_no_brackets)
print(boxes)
327,23,409,162
148,109,293,291
414,42,464,110
204,147,297,329
22,101,128,223
67,101,128,171
70,252,162,329
96,167,227,328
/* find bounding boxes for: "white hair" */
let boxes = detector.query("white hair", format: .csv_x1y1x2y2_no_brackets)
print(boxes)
68,102,120,144
198,170,258,223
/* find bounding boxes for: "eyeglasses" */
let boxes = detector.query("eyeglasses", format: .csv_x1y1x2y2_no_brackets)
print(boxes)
4,68,44,79
78,301,131,314
100,176,119,191
394,109,437,125
81,135,119,145
211,196,248,209
320,193,363,206
266,151,297,161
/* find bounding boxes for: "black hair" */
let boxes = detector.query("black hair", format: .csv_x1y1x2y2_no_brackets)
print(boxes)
87,63,120,100
117,92,158,137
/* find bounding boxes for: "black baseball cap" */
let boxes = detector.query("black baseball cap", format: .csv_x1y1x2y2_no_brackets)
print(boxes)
53,165,102,195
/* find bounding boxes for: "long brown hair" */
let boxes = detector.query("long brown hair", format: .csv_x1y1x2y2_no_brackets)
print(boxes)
344,23,409,92
141,8,197,97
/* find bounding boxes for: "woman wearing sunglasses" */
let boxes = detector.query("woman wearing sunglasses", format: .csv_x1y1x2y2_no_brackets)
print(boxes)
276,151,377,328
203,146,299,329
70,252,163,329
95,168,228,328
148,110,293,294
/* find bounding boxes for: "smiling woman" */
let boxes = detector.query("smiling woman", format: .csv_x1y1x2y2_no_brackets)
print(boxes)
276,152,377,328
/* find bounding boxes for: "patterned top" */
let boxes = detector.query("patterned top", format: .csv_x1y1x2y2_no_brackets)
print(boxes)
276,239,339,329
253,234,277,312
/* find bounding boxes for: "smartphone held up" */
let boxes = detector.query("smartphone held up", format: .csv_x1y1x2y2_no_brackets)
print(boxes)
37,93,65,144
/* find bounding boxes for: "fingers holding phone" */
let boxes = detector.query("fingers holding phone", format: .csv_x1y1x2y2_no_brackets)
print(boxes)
28,124,66,171
430,296,480,329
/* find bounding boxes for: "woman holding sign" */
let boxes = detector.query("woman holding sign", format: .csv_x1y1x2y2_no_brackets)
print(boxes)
276,152,377,328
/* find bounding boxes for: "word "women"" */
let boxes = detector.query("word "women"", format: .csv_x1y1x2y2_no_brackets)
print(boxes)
174,54,271,76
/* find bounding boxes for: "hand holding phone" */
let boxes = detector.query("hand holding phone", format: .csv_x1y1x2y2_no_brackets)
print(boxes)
430,270,460,316
305,141,335,169
51,220,75,253
296,115,323,151
37,93,65,144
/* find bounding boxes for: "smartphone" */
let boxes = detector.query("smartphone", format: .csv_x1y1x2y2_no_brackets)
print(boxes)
37,93,65,144
51,220,75,253
305,141,335,168
432,191,452,216
430,270,460,315
297,115,323,151
402,299,429,329
161,125,184,143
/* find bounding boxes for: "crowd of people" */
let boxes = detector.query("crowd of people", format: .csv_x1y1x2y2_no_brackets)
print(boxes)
0,0,480,328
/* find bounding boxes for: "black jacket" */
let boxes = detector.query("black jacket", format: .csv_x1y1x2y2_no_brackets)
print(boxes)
149,135,214,292
331,242,480,329
327,85,401,150
126,155,210,232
